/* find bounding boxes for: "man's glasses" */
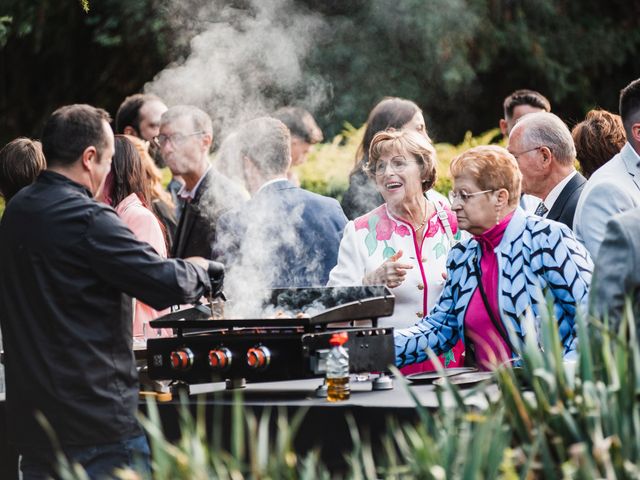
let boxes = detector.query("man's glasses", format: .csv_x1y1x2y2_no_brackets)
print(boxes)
448,189,495,204
509,146,545,160
372,156,416,176
153,131,204,148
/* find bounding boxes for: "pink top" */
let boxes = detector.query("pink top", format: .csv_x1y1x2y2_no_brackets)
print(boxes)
465,211,514,370
115,193,171,340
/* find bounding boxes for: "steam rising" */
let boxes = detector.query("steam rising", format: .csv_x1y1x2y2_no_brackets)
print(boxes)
146,0,329,139
146,1,339,312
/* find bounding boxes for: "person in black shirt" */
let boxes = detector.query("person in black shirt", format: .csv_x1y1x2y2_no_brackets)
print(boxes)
0,104,216,479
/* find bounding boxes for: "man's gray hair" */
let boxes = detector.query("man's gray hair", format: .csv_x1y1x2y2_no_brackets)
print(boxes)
239,117,291,175
513,111,576,166
161,105,213,137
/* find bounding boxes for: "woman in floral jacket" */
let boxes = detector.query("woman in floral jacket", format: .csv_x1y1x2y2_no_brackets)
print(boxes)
329,129,464,371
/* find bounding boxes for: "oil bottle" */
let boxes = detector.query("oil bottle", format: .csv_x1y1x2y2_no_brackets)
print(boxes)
326,332,350,402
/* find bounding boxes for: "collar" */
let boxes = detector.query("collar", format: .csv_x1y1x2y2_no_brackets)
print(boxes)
459,207,526,258
177,165,211,201
473,210,515,251
41,170,93,197
622,142,640,171
114,192,143,215
256,177,289,195
497,207,527,254
540,170,577,215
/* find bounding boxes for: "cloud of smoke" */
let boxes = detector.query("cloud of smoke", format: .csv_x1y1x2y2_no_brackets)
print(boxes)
147,1,345,314
146,0,329,141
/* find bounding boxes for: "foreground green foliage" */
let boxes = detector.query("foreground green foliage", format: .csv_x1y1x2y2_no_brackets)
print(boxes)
53,298,640,479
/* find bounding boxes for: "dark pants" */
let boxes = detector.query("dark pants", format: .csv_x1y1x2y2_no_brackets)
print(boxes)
20,434,151,480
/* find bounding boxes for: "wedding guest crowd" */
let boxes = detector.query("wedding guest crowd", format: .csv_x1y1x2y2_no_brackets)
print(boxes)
3,77,640,479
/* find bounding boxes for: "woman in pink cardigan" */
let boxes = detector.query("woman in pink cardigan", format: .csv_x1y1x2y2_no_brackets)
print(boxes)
100,135,171,342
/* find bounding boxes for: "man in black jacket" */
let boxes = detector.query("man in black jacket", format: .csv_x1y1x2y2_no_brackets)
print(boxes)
0,104,217,479
158,105,246,260
508,111,586,229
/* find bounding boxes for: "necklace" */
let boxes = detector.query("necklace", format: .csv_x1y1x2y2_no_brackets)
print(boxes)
412,198,429,231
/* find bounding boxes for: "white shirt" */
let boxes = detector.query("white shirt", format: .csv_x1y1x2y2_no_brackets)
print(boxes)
177,165,212,201
539,170,578,217
256,177,288,194
521,194,542,214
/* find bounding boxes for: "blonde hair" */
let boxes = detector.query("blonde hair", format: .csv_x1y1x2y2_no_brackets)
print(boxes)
450,145,522,207
366,129,437,192
124,135,175,209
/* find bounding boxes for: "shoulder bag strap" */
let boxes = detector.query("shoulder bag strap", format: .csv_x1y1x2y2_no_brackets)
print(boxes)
426,191,456,245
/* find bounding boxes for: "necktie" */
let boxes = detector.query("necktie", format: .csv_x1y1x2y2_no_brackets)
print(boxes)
534,202,548,216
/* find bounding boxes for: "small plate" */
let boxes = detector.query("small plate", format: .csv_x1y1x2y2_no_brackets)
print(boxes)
433,371,494,387
405,367,478,384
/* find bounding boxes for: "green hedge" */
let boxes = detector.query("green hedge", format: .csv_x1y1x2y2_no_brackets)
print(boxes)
296,125,503,202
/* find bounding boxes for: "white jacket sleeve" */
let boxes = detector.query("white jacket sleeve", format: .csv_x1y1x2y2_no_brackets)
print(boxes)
327,221,367,286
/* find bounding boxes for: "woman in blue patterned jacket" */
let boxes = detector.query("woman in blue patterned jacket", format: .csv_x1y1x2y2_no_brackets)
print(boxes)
395,145,593,370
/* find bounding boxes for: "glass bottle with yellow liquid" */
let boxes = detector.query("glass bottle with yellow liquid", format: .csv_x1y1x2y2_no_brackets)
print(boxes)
326,332,350,402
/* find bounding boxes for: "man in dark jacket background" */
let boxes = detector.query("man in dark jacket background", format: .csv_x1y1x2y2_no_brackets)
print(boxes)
214,117,346,315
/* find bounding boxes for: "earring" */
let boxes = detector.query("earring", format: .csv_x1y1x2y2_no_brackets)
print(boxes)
496,210,500,225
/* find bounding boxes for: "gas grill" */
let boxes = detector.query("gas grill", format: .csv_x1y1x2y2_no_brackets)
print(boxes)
145,286,396,386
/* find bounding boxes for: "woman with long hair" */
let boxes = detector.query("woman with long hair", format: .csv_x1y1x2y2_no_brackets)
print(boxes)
101,135,171,341
125,134,177,251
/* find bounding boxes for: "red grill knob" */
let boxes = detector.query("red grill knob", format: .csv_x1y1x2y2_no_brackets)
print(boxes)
170,348,194,370
247,346,271,370
208,348,232,370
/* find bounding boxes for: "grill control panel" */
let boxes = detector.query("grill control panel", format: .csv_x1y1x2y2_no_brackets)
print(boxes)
147,328,395,384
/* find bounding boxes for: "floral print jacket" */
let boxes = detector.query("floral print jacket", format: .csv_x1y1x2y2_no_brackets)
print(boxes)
328,194,459,330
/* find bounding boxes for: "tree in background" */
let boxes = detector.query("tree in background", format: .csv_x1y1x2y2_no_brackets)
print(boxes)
1,0,640,146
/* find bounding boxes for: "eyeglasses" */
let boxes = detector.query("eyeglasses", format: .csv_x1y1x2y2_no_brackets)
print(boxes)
448,189,495,204
510,146,544,160
373,156,416,176
153,131,204,148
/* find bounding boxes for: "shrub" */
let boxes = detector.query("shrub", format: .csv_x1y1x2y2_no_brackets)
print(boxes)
48,297,640,479
295,125,503,201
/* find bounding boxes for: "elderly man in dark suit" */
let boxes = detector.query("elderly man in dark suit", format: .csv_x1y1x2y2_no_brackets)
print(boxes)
214,117,347,299
590,206,640,329
508,111,586,228
158,105,246,260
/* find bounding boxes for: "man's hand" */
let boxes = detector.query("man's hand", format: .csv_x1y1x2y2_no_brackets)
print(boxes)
184,256,210,270
185,257,225,296
363,250,413,288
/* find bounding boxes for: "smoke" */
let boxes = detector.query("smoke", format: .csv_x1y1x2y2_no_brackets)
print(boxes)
221,201,308,318
145,0,329,141
146,1,345,313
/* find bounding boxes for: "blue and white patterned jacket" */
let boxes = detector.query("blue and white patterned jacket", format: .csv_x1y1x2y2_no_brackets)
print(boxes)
395,208,593,367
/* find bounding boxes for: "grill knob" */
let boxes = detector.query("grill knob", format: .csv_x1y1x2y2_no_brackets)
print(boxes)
208,347,232,370
170,348,194,370
247,346,271,370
